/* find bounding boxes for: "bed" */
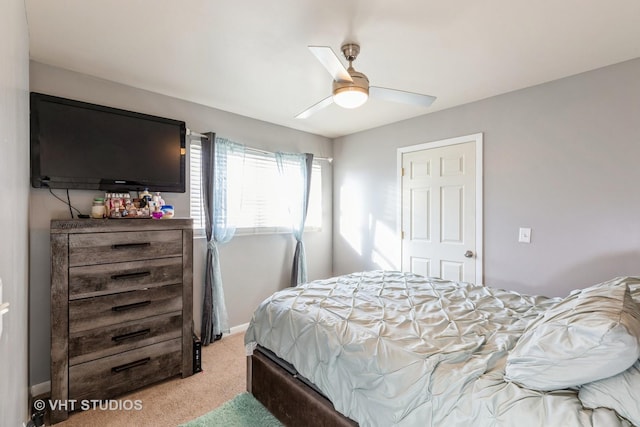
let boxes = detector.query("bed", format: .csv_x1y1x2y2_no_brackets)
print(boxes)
245,271,640,426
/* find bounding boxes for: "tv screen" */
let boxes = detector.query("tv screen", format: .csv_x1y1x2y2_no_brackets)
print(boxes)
30,92,186,192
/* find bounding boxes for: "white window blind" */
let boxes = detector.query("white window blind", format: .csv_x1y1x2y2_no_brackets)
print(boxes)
189,141,322,233
189,142,205,229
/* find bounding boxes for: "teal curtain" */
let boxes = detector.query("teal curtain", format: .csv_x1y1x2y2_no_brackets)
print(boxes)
276,152,314,286
201,134,245,345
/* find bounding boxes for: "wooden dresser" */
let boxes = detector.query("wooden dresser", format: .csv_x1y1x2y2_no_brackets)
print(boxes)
50,219,194,423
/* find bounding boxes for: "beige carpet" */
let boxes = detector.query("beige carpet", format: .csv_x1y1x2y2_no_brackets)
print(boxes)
54,332,246,427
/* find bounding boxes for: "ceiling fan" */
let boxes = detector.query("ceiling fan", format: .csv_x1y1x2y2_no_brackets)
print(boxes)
296,43,436,119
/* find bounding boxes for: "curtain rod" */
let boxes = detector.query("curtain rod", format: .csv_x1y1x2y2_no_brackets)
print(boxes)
187,128,332,163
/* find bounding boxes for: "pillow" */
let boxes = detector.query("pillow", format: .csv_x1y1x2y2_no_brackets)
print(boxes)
579,359,640,425
505,277,640,391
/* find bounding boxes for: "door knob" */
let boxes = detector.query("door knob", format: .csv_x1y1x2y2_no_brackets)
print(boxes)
464,250,474,258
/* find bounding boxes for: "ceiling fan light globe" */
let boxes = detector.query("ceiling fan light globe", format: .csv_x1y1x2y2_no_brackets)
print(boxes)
333,86,368,109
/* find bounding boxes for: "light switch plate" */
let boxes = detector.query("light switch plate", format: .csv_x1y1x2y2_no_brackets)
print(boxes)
0,278,3,338
0,277,8,339
518,227,532,243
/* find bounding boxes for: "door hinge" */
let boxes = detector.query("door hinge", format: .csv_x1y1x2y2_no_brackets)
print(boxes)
401,167,405,177
401,231,405,239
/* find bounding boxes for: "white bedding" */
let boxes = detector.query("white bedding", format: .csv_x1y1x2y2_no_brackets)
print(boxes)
245,271,634,426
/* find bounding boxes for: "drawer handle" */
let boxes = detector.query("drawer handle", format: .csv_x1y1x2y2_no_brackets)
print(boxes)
111,357,151,373
110,271,151,281
111,300,151,312
111,242,151,249
112,328,151,343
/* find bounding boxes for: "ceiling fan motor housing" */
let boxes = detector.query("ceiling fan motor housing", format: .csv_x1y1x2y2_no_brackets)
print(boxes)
332,69,369,108
333,69,369,94
334,43,369,99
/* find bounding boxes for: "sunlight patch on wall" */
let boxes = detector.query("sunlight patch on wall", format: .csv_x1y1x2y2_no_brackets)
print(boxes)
370,215,399,270
339,180,363,256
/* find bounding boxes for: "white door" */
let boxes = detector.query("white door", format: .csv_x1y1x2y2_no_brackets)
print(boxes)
400,135,482,283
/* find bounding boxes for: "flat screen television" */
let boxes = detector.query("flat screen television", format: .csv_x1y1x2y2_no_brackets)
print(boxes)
30,92,187,192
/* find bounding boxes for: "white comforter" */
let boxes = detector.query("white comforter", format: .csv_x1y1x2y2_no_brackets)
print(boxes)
245,271,631,426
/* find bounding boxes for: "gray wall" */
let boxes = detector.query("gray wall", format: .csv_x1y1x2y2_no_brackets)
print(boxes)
0,0,30,424
333,58,640,298
29,62,333,386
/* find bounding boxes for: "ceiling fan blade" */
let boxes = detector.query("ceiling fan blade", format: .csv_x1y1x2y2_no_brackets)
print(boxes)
295,95,334,119
308,46,353,83
369,86,436,108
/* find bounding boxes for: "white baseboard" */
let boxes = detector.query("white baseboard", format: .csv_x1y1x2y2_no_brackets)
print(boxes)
29,322,250,396
31,380,50,397
229,322,249,336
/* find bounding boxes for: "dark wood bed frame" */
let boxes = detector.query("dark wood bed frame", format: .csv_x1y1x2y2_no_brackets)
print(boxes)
247,347,358,426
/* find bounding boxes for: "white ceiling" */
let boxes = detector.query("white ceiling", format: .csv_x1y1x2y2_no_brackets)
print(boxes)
25,0,640,138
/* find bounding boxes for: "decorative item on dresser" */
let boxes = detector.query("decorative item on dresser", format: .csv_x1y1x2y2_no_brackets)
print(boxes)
49,218,194,424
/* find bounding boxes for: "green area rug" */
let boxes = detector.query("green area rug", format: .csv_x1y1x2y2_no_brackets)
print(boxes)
180,392,283,427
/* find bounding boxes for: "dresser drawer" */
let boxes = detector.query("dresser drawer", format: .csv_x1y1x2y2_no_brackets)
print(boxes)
69,257,183,300
69,230,182,267
69,312,182,365
69,338,182,401
69,284,182,333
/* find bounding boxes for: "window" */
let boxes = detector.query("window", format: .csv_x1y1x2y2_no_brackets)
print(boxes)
189,141,322,234
189,142,205,229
